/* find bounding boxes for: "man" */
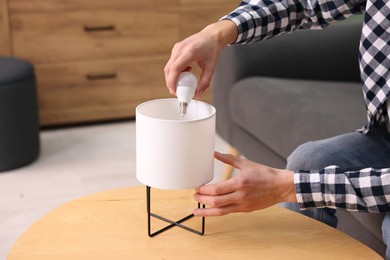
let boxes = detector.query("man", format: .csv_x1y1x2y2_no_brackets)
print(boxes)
164,0,390,258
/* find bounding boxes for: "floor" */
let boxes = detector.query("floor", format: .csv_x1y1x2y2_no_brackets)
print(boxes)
0,120,230,259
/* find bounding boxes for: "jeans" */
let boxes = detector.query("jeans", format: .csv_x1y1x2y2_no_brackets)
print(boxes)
280,125,390,259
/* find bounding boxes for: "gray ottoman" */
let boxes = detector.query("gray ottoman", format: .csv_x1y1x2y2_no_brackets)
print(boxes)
0,56,40,172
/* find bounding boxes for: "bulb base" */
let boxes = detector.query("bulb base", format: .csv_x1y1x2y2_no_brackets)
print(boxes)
179,102,188,117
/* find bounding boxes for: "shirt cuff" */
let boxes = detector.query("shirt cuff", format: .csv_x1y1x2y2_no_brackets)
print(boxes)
220,11,256,44
294,171,326,210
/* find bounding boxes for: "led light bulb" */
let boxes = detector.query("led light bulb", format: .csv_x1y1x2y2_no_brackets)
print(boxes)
176,72,197,117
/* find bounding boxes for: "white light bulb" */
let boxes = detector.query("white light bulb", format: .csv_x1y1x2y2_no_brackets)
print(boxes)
176,72,197,117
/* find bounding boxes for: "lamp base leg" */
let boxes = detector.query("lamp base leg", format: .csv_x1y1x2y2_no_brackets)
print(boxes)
146,186,205,237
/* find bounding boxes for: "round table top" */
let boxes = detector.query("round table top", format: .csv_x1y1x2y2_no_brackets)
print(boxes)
8,186,381,259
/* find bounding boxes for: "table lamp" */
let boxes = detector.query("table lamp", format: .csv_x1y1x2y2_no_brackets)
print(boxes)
136,91,216,236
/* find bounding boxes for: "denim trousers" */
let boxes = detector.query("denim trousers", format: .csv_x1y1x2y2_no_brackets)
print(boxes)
280,125,390,259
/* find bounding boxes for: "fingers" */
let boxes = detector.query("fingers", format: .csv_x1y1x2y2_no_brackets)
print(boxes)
192,152,253,217
193,188,238,217
164,51,175,95
165,21,235,98
164,49,194,95
193,152,246,196
214,151,245,170
193,204,237,217
193,189,245,217
193,173,242,217
164,34,216,98
195,176,238,196
193,190,235,208
195,65,214,98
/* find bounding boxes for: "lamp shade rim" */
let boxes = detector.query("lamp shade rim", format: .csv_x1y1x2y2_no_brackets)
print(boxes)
136,98,215,123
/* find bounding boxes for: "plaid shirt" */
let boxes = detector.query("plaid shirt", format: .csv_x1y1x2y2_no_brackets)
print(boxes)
224,0,390,212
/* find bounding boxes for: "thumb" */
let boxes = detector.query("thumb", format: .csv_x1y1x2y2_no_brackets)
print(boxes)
214,151,244,170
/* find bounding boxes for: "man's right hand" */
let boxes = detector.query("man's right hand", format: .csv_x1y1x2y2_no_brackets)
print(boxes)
164,20,238,98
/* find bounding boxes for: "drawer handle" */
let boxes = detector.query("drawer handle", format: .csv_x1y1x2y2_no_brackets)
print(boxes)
84,25,115,32
86,73,117,81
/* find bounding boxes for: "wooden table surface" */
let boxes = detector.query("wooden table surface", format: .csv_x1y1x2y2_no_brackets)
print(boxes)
8,186,382,259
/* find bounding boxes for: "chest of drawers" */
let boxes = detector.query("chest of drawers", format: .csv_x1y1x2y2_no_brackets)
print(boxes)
1,0,239,126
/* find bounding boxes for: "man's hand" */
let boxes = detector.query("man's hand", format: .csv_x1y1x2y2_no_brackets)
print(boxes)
164,20,238,98
193,152,297,217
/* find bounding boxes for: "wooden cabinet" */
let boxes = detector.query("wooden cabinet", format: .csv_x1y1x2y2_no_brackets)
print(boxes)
0,0,240,126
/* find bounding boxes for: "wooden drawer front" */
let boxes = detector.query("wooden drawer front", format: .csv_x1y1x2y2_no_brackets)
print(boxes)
0,0,11,55
11,10,178,63
181,0,240,6
9,0,177,13
36,56,170,108
36,56,171,125
180,1,241,38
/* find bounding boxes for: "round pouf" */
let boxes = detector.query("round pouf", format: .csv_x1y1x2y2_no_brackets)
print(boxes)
0,57,40,172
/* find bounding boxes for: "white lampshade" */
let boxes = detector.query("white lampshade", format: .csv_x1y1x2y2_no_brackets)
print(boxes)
136,98,216,190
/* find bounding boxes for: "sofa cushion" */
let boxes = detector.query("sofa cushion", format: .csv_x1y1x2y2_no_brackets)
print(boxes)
229,76,367,159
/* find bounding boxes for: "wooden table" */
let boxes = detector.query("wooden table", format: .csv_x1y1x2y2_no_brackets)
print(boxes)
8,186,382,259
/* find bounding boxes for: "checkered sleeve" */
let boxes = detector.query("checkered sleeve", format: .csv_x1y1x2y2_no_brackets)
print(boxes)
222,0,365,44
294,166,390,212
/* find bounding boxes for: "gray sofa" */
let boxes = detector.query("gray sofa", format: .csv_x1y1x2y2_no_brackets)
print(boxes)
212,17,386,257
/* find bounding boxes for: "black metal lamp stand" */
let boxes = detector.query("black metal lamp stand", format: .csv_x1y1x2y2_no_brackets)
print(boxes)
146,186,205,237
